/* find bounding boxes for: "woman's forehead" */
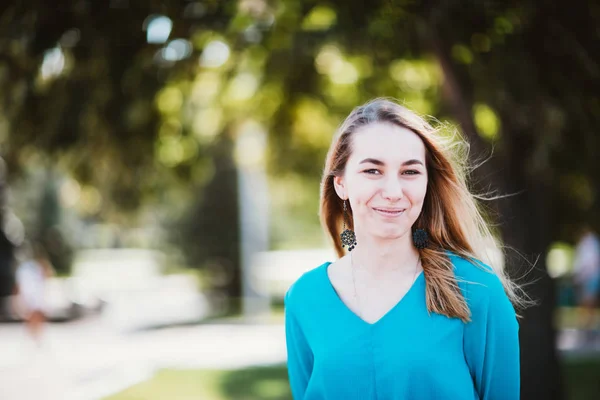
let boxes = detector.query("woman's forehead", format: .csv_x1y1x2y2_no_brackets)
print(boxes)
349,122,426,163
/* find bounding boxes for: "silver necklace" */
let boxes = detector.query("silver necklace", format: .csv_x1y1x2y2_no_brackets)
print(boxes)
350,252,421,320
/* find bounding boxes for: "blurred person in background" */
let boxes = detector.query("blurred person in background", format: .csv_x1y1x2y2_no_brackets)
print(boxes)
284,99,523,400
14,241,54,347
572,225,600,344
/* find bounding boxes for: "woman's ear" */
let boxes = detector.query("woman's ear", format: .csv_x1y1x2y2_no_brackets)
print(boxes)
333,175,346,200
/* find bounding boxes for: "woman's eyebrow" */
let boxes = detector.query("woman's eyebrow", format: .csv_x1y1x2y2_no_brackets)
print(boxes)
402,159,424,167
359,158,385,166
358,158,424,166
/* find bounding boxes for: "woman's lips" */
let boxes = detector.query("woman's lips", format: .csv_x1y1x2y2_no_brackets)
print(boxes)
373,208,406,217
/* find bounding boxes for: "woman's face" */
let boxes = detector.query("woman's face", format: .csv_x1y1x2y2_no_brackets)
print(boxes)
334,122,428,241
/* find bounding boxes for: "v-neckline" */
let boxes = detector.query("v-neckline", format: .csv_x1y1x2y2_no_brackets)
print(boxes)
322,261,425,327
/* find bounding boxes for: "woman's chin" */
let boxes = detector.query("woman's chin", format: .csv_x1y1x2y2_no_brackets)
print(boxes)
371,227,408,241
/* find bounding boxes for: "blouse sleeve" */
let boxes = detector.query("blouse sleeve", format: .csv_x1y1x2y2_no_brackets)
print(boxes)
284,289,314,400
463,275,520,400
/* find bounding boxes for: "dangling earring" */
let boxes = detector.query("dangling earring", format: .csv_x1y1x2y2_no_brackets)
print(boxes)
340,200,357,251
412,228,429,249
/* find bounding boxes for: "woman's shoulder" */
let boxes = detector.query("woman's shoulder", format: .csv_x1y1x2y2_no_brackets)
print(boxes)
447,252,518,324
446,251,505,299
284,261,331,307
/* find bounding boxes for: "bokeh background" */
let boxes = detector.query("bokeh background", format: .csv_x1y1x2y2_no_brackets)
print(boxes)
0,0,599,399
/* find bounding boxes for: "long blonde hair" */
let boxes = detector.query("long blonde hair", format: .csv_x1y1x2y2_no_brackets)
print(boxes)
320,98,524,322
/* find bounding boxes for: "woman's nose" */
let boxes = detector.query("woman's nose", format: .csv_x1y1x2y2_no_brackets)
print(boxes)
381,177,403,201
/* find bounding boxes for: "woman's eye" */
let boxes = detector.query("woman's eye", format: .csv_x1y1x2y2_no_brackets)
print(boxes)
403,170,420,175
363,169,381,175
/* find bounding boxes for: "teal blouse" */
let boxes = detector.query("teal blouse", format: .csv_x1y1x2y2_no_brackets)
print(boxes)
284,253,520,399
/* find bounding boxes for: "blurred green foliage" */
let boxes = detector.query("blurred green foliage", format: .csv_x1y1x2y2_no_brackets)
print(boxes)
0,6,595,243
1,0,597,248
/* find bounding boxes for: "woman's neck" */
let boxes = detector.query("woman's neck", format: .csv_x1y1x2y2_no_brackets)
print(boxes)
350,232,420,276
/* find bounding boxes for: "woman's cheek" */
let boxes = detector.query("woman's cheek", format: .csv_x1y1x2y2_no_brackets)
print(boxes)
409,179,428,201
358,183,380,202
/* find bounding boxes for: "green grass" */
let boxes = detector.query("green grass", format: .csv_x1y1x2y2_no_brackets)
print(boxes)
563,358,600,400
104,359,600,400
103,365,291,400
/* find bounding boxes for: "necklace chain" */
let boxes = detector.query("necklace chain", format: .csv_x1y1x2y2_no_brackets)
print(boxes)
350,252,421,321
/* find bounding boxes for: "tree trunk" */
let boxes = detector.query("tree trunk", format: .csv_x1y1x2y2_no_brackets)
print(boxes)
498,121,563,400
180,135,242,315
428,22,563,400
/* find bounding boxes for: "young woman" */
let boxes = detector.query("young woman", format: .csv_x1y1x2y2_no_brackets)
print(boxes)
284,99,522,399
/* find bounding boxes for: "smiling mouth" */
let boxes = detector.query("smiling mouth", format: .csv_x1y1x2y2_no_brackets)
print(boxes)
373,208,406,217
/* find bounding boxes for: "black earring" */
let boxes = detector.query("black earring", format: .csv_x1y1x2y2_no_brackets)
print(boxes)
340,200,357,251
412,228,429,249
